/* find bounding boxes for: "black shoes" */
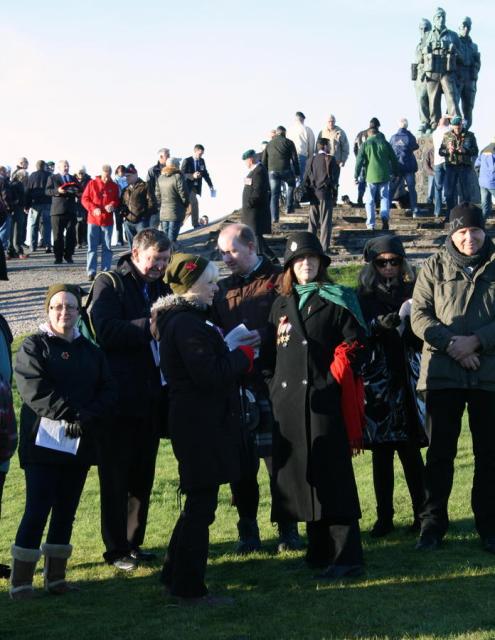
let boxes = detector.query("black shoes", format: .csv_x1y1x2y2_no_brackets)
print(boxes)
130,548,157,562
54,258,62,264
88,273,95,282
112,555,138,572
0,563,11,579
370,519,395,538
317,564,365,580
415,533,441,551
381,217,389,231
235,518,261,554
64,257,74,264
277,522,304,553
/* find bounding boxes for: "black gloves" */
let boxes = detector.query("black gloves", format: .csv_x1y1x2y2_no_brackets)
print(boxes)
373,312,401,331
64,421,83,439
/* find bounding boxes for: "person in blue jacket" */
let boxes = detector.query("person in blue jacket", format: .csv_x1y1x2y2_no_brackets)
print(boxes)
389,119,420,217
475,139,495,218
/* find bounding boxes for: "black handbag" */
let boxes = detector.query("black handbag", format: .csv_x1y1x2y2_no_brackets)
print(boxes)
239,386,260,432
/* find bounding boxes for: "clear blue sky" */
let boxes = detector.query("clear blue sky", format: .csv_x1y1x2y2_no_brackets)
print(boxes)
2,0,493,219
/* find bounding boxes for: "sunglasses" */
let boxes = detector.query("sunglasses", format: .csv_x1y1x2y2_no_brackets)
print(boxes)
374,258,402,268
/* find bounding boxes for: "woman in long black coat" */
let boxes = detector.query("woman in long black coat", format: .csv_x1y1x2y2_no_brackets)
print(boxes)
151,253,255,606
266,232,367,579
357,236,426,537
11,284,116,600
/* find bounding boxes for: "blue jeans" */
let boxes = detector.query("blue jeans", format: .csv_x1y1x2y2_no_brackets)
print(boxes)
444,165,470,220
481,187,495,219
269,170,296,222
149,212,160,229
160,220,182,242
433,164,446,217
124,217,150,250
0,215,12,253
87,224,113,275
365,182,390,228
30,204,52,249
15,464,88,549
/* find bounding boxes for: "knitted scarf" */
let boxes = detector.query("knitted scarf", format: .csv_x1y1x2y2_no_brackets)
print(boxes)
445,235,490,271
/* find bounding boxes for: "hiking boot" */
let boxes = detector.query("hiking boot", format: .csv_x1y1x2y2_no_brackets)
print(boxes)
9,545,41,601
277,522,304,552
235,518,261,554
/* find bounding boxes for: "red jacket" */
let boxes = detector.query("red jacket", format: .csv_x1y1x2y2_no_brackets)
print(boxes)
82,176,120,226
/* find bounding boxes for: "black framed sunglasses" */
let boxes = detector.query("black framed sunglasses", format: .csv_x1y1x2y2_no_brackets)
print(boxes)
374,258,403,268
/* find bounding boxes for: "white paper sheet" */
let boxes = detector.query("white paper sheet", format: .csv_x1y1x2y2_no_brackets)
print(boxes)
224,324,259,358
35,417,80,455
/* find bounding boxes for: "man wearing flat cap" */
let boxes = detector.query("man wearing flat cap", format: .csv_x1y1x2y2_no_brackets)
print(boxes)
411,202,495,555
241,150,276,262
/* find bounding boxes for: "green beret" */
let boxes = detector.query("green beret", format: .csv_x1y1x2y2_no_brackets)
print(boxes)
45,283,82,312
165,253,209,295
242,149,256,161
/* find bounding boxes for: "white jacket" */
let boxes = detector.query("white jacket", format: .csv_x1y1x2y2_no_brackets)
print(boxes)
287,121,316,157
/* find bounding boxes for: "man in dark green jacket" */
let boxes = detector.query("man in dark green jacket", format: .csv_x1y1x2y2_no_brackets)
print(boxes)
411,202,495,554
355,128,399,231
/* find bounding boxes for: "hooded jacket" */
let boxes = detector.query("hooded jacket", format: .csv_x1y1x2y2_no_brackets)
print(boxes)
355,133,400,184
151,295,251,491
475,143,495,190
389,128,419,175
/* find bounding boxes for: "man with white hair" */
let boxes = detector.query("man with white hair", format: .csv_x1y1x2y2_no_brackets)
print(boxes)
147,147,170,229
389,118,420,217
81,165,120,281
45,160,78,264
317,115,349,204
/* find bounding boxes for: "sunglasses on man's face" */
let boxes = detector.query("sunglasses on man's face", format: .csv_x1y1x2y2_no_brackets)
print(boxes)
374,258,402,268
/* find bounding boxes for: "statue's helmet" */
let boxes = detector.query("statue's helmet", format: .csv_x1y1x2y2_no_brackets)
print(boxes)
434,7,446,18
460,16,472,29
420,18,432,32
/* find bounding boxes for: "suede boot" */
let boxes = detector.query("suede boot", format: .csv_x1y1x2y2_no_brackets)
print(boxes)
42,543,79,595
9,545,41,600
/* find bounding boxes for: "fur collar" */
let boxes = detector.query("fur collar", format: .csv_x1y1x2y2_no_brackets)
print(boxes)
151,294,207,315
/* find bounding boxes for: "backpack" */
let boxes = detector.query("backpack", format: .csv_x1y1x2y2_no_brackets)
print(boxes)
77,271,125,346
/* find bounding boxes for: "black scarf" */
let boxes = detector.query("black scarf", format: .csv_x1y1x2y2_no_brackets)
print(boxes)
445,235,491,271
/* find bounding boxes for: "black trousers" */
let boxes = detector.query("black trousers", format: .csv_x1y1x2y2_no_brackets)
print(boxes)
161,486,219,598
371,442,425,522
76,218,87,246
97,416,160,562
231,455,260,521
0,470,6,517
421,389,495,538
15,464,88,549
306,519,363,568
51,213,76,261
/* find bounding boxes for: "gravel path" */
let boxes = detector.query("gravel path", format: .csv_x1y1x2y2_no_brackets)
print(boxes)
0,246,128,337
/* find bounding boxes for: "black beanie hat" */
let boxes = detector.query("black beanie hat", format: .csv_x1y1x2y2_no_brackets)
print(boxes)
448,202,485,236
363,235,406,263
283,232,330,269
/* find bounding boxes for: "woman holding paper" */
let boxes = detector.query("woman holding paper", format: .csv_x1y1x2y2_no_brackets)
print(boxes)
9,284,116,600
151,253,255,607
357,236,426,538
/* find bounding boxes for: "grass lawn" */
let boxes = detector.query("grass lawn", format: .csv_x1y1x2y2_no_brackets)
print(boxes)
1,266,495,639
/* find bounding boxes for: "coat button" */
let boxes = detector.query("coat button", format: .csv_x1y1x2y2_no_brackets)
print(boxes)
302,340,307,345
281,381,287,388
302,379,308,385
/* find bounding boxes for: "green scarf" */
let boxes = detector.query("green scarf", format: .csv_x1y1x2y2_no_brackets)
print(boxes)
294,282,367,331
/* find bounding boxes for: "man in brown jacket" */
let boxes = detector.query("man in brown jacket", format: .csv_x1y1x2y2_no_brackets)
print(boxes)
411,202,495,554
212,223,302,553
